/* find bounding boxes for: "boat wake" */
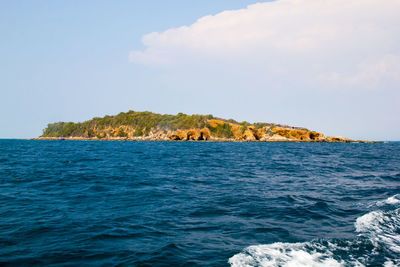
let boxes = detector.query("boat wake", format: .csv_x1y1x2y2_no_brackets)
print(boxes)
229,195,400,267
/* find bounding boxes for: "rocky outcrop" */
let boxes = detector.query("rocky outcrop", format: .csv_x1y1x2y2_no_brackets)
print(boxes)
324,136,353,143
168,128,210,141
260,135,292,142
267,127,327,142
36,124,362,142
241,127,258,141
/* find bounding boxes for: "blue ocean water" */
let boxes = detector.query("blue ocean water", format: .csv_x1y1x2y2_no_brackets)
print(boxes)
0,140,399,266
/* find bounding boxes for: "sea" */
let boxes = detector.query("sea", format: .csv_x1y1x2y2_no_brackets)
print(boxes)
0,139,399,266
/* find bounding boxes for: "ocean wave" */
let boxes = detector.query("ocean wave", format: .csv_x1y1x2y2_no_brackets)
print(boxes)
229,195,400,267
229,241,345,267
355,197,400,254
377,194,400,206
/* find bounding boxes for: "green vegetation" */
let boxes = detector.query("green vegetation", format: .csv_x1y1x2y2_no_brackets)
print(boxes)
206,122,234,138
41,110,274,139
254,122,271,129
240,121,250,133
117,129,127,137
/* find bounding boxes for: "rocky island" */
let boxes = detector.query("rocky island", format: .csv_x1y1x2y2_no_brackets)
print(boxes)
36,110,373,143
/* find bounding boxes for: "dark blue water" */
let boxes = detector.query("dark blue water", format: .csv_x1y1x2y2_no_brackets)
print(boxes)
0,140,399,266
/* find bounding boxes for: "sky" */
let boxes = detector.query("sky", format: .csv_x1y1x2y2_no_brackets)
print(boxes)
1,0,399,140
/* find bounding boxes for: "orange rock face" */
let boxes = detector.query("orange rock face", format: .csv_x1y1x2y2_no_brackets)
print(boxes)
231,124,244,139
242,129,256,141
240,126,260,141
307,131,324,140
84,120,351,143
207,119,225,128
271,127,326,141
199,128,211,140
168,128,210,141
325,136,353,142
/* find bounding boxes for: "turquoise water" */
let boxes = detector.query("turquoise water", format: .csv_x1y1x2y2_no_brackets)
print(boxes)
0,140,399,266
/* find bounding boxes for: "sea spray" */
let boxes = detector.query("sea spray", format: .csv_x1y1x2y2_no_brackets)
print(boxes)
230,195,400,267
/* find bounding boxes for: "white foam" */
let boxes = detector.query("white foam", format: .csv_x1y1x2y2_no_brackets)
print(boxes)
384,260,400,267
377,194,400,206
355,208,400,253
230,195,400,267
229,242,343,267
385,195,400,205
355,210,385,234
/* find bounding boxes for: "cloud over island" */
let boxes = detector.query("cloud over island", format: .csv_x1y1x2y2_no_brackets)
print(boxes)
130,0,399,89
129,0,400,140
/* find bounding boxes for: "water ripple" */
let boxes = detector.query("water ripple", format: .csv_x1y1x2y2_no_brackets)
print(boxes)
0,140,399,266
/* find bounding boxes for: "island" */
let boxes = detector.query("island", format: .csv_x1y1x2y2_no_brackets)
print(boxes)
35,110,375,143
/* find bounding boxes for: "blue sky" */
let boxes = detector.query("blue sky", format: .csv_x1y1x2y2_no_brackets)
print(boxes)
1,0,399,140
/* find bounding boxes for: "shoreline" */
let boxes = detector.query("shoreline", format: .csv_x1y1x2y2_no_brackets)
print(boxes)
32,136,381,143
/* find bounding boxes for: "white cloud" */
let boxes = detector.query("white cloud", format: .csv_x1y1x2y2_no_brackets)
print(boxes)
130,0,400,90
128,0,400,140
318,54,400,89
